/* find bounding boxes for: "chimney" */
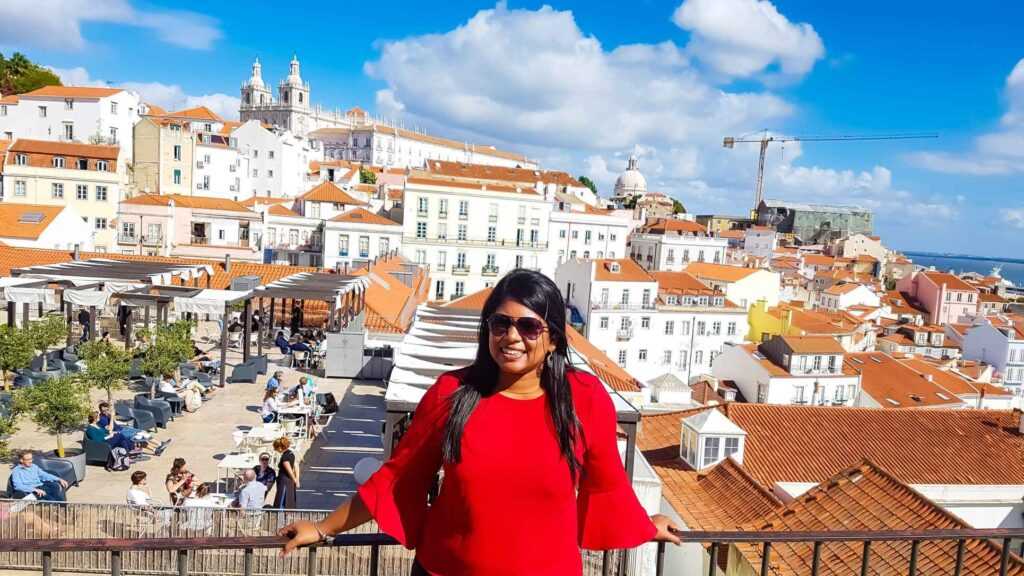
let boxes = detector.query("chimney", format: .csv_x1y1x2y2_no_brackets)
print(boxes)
978,386,985,410
72,244,81,261
923,373,933,382
224,254,232,273
1017,408,1024,435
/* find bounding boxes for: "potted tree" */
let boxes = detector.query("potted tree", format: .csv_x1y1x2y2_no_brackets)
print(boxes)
142,321,195,398
14,375,91,483
27,315,66,372
0,324,33,390
77,340,131,404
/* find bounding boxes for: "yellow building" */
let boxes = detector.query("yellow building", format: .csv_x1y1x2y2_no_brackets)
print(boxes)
748,300,870,352
1,139,121,250
133,116,195,195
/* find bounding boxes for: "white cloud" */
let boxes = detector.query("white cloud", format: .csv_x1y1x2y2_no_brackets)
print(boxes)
48,67,239,120
673,0,825,80
910,58,1024,175
0,0,220,52
1003,208,1024,229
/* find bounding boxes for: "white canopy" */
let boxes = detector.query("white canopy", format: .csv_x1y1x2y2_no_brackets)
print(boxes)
63,288,110,308
173,289,251,316
5,286,58,306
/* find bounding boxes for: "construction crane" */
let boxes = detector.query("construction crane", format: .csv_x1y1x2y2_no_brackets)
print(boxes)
723,131,938,217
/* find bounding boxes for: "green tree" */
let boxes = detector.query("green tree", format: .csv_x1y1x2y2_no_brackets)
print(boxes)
0,52,61,95
623,194,641,209
141,320,195,397
672,199,686,214
78,340,131,404
27,315,66,371
359,167,377,185
577,175,598,196
14,375,91,457
0,325,33,390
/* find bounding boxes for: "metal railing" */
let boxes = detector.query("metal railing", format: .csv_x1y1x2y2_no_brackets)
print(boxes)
141,235,163,247
481,265,499,276
117,234,138,245
402,236,548,250
593,302,658,312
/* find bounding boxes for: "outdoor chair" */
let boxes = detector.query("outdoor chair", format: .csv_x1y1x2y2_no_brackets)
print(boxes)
35,455,78,487
82,432,112,466
228,360,258,384
251,355,268,375
179,364,197,379
11,374,32,388
128,359,144,380
194,372,213,386
29,355,45,372
126,504,172,537
134,395,173,427
115,402,157,432
155,391,185,415
61,350,79,364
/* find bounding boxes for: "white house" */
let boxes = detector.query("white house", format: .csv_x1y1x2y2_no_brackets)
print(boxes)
712,335,861,406
0,85,142,172
401,173,553,300
817,282,880,311
960,315,1024,395
259,203,323,267
232,119,322,199
684,262,781,310
0,203,94,250
193,132,250,200
742,225,777,260
548,197,631,264
630,218,728,272
323,207,403,270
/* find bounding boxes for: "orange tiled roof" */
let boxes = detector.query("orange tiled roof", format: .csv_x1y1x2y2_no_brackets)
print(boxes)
219,121,242,135
922,271,978,292
240,196,291,207
121,194,254,214
565,326,641,392
19,85,122,99
0,205,65,240
593,259,655,283
425,160,583,188
144,102,167,116
779,335,845,354
1,95,20,104
167,106,224,122
900,356,1011,397
802,253,836,266
844,352,962,408
330,208,400,227
685,262,760,282
8,138,119,160
353,255,430,334
443,287,493,312
641,217,706,235
651,271,716,295
267,204,302,217
720,403,1024,485
980,292,1007,303
737,460,1024,576
717,229,745,239
823,282,865,295
406,174,536,195
299,181,367,205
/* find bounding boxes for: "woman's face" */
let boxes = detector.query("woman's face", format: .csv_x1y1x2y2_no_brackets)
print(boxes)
487,299,555,377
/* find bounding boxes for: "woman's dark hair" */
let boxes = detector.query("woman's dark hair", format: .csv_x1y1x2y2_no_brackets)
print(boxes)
442,269,582,479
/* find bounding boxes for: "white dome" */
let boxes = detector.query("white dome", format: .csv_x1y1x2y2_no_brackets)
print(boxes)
614,155,647,197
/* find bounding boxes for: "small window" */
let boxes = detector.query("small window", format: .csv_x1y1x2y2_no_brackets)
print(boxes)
618,350,627,365
702,437,721,468
51,183,64,198
39,106,47,117
724,437,740,458
664,321,674,335
53,157,65,168
641,317,650,329
94,218,107,230
14,180,26,196
173,169,182,185
14,154,27,166
638,349,648,361
77,158,88,170
111,102,118,114
64,98,73,110
599,317,609,329
76,184,88,200
96,160,108,171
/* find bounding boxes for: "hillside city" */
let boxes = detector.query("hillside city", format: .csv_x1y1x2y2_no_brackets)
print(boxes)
0,50,1022,576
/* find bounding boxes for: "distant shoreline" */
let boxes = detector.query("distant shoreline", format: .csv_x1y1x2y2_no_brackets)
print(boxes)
903,251,1024,266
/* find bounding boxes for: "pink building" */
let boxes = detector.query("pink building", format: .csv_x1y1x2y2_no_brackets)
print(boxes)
896,270,979,325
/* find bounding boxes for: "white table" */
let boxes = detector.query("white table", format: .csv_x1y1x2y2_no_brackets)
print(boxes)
217,453,260,490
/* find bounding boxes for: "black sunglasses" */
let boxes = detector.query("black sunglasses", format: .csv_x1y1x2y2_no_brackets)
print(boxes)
487,314,548,341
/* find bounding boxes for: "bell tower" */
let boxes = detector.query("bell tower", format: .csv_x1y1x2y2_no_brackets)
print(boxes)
278,54,310,133
240,57,272,122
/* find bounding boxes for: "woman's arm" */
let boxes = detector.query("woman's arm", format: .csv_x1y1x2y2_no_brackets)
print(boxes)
282,460,299,486
278,494,373,555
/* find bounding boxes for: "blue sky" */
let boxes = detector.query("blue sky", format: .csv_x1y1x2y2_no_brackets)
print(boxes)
1,0,1022,257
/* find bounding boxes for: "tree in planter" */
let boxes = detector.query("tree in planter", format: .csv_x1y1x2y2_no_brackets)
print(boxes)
0,325,33,390
141,321,196,397
27,315,66,371
77,340,131,404
14,375,91,457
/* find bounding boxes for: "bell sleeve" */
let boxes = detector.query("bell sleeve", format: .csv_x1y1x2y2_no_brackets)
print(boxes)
357,377,450,549
576,380,657,550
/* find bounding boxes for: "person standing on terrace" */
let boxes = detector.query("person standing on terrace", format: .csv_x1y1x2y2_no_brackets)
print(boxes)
279,269,680,575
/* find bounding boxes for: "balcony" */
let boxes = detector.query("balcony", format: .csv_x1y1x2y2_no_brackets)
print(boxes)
488,214,498,223
592,301,658,312
141,234,163,247
452,266,471,276
439,211,448,219
403,235,549,251
458,212,469,220
616,328,634,341
435,263,446,272
116,233,137,245
191,235,210,245
417,209,428,217
482,265,499,276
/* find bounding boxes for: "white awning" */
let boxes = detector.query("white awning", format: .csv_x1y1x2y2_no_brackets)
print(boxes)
63,288,110,308
5,286,58,306
173,289,251,316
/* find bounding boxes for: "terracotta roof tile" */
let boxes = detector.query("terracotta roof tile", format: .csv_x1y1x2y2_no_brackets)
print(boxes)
121,194,254,214
240,196,291,207
593,259,655,283
329,208,400,227
641,217,707,235
685,262,760,282
299,181,367,205
144,103,167,116
8,139,119,160
922,271,978,293
565,326,642,392
424,160,583,188
405,174,537,195
267,204,302,217
0,205,65,239
780,335,845,354
844,352,962,408
651,271,718,296
442,287,492,312
720,403,1024,485
0,95,19,104
166,106,224,122
19,86,122,99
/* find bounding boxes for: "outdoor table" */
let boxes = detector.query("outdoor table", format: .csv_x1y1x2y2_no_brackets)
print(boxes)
217,453,260,491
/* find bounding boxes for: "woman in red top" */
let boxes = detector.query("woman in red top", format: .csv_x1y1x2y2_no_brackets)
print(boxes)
279,269,680,574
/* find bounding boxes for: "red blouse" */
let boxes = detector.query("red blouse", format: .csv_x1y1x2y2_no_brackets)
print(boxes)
358,369,656,576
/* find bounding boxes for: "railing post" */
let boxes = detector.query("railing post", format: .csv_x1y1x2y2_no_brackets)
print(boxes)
177,549,188,576
111,550,122,576
953,539,965,576
307,546,317,576
860,540,871,576
601,551,612,576
908,540,919,576
810,541,822,576
1000,538,1012,576
369,544,379,576
41,550,52,576
656,542,666,576
243,548,253,576
707,542,719,576
759,542,772,576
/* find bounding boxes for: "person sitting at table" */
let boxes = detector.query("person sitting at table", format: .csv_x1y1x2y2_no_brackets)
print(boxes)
183,483,214,507
98,401,148,443
289,337,312,354
275,331,290,355
253,452,277,491
166,458,195,506
87,412,169,456
11,451,67,501
127,471,162,506
261,389,280,424
233,469,268,510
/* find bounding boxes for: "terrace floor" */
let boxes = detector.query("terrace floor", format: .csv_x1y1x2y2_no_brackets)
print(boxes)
6,321,387,510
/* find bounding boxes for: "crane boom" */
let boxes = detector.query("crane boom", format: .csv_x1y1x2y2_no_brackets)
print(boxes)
722,132,938,217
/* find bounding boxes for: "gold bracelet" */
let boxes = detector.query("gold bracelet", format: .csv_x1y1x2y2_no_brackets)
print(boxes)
313,522,331,543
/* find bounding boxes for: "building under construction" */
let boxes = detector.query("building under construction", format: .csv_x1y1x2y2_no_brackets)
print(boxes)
756,199,873,244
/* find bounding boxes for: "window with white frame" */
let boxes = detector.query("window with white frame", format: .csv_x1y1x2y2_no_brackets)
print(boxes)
679,350,688,368
664,321,674,335
456,252,467,269
457,224,467,241
727,321,737,336
599,317,609,329
438,199,448,216
702,437,721,468
813,355,822,371
458,200,468,218
662,350,672,365
53,157,65,168
641,317,650,329
76,185,88,200
712,321,721,335
618,350,627,365
14,180,26,197
682,320,691,335
454,281,465,298
724,437,740,459
418,197,428,214
51,183,64,198
173,169,182,184
619,317,629,330
14,154,26,166
63,123,74,140
416,222,427,239
638,349,647,361
621,289,630,305
95,218,107,230
697,321,706,336
694,350,703,365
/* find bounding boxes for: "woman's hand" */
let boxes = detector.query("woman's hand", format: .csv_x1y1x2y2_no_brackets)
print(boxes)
278,520,320,556
651,514,681,545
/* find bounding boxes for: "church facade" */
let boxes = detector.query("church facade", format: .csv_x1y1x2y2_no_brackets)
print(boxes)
239,56,351,137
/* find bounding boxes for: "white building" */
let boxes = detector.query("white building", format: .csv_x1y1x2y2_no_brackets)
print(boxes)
556,259,749,386
630,218,727,272
232,119,322,199
240,56,340,137
743,225,777,260
548,198,631,264
712,335,861,406
612,155,646,205
0,203,94,250
817,282,880,311
0,85,142,173
193,132,250,200
960,315,1024,394
401,174,553,300
259,202,323,267
684,262,781,310
323,207,403,270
